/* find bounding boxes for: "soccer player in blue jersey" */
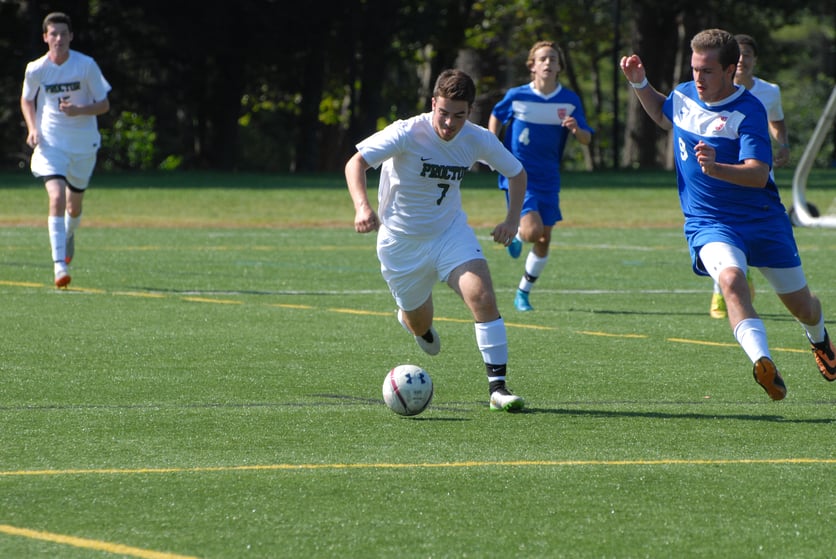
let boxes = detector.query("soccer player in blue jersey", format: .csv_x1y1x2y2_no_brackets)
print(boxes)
620,28,835,400
488,41,593,312
709,33,791,319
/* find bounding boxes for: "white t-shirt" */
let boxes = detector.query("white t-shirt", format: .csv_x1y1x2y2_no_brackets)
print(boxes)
356,112,523,238
749,77,784,122
22,50,112,154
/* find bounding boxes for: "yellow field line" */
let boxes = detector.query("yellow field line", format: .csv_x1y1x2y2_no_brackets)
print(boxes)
71,287,108,294
329,308,390,316
180,297,241,305
579,330,647,339
0,280,43,288
0,524,198,559
114,291,166,299
669,337,807,354
2,457,834,478
1,279,811,347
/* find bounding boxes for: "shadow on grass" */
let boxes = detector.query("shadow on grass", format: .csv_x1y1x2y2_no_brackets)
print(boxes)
526,405,833,424
6,396,830,425
579,307,801,323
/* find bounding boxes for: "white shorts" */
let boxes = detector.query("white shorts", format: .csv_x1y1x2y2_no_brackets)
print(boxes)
377,213,486,311
699,242,807,294
31,143,98,190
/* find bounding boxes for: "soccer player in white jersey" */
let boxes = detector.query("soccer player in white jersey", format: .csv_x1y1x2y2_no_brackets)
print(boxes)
709,33,792,319
345,69,528,412
488,41,593,311
620,28,836,400
20,12,111,288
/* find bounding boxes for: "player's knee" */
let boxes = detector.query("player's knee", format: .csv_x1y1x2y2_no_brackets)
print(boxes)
717,267,745,292
467,289,497,316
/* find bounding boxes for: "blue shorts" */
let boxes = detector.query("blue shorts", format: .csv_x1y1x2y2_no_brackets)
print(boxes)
685,215,801,276
504,188,562,226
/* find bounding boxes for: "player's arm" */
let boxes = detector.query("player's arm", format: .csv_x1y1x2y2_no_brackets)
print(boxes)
694,141,770,187
344,151,379,233
59,96,110,117
491,167,525,245
769,119,790,167
20,96,39,148
487,114,502,137
620,54,671,130
562,116,592,145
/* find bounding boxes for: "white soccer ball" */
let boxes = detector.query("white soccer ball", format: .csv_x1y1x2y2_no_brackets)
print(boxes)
382,364,433,416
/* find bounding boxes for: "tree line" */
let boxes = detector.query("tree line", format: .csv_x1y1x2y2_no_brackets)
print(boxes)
1,0,833,174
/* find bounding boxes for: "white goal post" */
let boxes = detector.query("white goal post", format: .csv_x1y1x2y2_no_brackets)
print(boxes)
790,85,836,228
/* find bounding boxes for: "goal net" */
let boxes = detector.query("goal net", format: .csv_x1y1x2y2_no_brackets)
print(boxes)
790,86,836,228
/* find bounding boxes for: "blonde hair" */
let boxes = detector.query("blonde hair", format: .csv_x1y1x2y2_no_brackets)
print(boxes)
526,41,566,74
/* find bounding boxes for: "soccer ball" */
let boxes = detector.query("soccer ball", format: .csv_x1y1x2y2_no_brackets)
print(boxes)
382,364,433,416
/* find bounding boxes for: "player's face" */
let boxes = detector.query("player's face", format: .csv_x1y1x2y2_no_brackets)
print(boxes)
530,46,561,81
691,49,736,103
43,23,72,59
736,44,756,81
431,96,471,141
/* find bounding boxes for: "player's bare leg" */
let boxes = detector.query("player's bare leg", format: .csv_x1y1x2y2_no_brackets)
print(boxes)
398,297,440,355
448,259,524,412
515,213,551,312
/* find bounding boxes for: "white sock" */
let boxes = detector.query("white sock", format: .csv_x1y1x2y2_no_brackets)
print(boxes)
713,281,722,295
474,318,508,365
800,314,826,344
518,252,548,292
48,216,66,262
65,211,81,238
734,318,770,363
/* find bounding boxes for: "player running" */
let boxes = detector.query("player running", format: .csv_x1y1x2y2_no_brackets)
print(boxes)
20,12,111,288
489,40,593,312
345,69,527,412
621,28,836,399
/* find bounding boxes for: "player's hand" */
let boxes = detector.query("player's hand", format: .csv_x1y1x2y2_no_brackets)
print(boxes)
58,97,80,116
354,207,379,233
562,116,578,133
25,130,39,148
491,221,518,246
774,146,790,168
695,141,717,176
620,54,645,83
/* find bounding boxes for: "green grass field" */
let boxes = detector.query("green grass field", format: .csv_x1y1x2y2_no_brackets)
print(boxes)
1,169,835,558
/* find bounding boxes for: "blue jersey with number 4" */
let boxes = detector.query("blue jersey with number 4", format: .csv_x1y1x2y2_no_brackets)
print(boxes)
492,83,593,193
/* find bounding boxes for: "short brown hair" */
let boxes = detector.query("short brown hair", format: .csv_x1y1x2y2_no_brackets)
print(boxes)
691,28,739,69
43,12,72,33
433,69,476,106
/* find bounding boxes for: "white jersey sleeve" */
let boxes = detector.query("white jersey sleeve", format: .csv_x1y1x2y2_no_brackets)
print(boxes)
356,113,522,238
22,50,111,154
749,77,784,122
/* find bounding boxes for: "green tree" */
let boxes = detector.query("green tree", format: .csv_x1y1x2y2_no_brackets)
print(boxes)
1,0,832,172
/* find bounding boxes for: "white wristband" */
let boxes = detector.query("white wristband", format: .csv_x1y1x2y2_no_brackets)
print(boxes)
630,77,648,89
